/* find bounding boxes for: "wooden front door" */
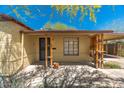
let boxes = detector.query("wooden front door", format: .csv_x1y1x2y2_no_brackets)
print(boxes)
39,38,50,65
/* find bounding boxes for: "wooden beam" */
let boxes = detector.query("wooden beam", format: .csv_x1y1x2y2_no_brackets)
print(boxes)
98,34,101,68
95,34,99,68
105,40,108,54
45,34,48,68
118,44,122,56
117,43,119,56
113,43,116,55
21,32,24,67
101,34,104,68
119,44,121,56
50,33,54,67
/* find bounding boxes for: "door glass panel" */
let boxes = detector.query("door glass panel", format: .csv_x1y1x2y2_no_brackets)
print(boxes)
39,38,51,65
39,38,45,61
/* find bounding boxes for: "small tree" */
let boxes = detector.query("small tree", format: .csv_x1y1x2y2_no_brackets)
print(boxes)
43,22,76,30
4,5,103,23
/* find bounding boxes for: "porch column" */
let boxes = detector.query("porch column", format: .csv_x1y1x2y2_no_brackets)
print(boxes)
113,42,116,55
21,32,24,67
45,34,48,67
95,34,99,68
116,43,119,56
101,34,104,68
50,33,54,67
118,43,122,56
98,34,101,68
105,40,108,54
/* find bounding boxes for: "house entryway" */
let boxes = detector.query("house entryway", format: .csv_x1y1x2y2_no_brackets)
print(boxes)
39,38,51,66
38,33,54,67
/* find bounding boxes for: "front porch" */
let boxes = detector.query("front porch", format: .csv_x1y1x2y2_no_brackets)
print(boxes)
20,30,124,68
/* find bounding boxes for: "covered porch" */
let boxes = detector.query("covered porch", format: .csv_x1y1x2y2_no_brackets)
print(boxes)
20,30,124,68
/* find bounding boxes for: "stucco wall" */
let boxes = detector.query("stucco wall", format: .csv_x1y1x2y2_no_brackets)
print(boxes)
0,21,33,76
35,33,91,63
23,34,36,67
53,34,91,62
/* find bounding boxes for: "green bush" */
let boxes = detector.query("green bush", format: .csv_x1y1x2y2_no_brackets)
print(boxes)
104,62,121,69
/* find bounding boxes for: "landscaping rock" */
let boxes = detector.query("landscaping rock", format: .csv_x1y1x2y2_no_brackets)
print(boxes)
0,65,124,88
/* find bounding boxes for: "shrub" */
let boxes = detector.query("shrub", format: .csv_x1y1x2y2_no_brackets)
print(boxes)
104,62,121,69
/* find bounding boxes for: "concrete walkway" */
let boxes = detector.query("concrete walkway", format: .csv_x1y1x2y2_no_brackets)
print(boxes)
99,69,124,79
98,69,124,87
104,54,124,68
102,55,124,79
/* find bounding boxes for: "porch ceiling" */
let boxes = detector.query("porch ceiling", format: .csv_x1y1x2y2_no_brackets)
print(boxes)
104,33,124,40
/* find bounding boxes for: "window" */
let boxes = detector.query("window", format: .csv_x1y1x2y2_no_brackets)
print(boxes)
64,37,79,56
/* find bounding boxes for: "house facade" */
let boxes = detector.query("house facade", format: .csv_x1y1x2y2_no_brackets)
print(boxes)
0,14,124,76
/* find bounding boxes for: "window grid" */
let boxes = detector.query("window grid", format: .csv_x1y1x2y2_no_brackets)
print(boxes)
64,37,79,56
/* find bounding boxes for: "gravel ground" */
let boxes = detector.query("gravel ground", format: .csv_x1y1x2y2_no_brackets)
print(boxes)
98,69,124,87
0,65,124,88
104,55,124,68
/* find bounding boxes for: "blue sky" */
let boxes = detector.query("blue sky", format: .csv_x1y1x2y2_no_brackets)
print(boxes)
0,5,124,32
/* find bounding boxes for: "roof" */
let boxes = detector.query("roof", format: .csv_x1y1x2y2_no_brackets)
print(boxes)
21,30,114,34
21,30,124,40
0,14,33,30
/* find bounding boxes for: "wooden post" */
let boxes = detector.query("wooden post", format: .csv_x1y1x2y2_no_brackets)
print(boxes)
113,43,116,55
120,44,122,56
98,34,101,68
21,32,24,67
117,43,120,56
50,33,53,67
101,34,104,68
105,40,108,54
95,34,99,68
45,34,48,68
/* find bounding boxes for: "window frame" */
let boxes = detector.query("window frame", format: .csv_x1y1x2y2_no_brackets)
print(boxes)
63,37,79,56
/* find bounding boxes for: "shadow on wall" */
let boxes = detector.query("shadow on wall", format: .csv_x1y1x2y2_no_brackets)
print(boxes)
0,30,23,76
0,21,36,76
23,35,36,66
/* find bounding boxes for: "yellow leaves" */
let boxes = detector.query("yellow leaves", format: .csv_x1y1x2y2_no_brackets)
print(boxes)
89,6,96,23
52,5,102,23
43,22,75,30
93,5,102,9
12,8,20,18
8,5,102,23
90,11,96,23
51,5,69,15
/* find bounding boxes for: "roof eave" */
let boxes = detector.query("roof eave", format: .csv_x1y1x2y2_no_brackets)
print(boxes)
20,30,114,34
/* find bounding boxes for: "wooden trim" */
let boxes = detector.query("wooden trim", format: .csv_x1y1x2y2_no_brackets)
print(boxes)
101,34,104,68
95,35,99,68
98,34,102,68
104,36,124,41
105,40,108,54
113,43,116,55
50,33,54,66
94,34,104,68
39,38,41,62
117,43,121,56
45,34,48,67
21,30,113,34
